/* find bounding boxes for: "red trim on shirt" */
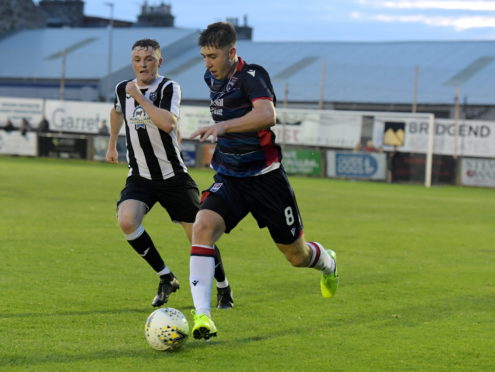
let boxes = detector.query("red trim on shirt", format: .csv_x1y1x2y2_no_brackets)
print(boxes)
200,191,211,204
252,97,273,103
236,57,245,71
258,129,279,166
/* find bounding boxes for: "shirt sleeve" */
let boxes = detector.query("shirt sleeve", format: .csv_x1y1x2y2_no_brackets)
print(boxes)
114,82,124,113
243,67,275,102
159,80,181,118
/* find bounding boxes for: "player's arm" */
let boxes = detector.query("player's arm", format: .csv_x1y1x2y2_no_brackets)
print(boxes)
125,81,177,133
191,99,276,142
106,108,124,164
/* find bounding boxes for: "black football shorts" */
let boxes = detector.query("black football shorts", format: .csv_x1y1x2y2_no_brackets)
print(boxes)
117,173,200,223
200,168,303,244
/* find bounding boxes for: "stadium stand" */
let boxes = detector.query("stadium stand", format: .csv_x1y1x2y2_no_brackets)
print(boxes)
0,27,494,120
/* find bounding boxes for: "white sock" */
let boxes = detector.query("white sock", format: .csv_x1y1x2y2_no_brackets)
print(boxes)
156,267,171,276
216,279,229,289
123,225,144,240
190,245,215,317
307,241,335,275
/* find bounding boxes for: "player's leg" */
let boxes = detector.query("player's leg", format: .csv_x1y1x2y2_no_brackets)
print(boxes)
190,209,226,340
276,237,338,298
212,246,234,309
118,199,166,273
250,169,339,298
180,222,233,309
117,178,179,307
190,175,248,340
160,173,234,310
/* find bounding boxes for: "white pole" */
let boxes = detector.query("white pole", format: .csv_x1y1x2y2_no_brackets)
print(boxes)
425,114,435,188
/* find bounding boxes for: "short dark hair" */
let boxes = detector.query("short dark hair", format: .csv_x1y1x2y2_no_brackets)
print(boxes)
199,22,237,49
132,39,161,51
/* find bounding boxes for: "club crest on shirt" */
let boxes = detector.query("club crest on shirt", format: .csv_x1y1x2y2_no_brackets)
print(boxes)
210,183,223,192
149,91,157,101
129,105,153,129
225,76,238,92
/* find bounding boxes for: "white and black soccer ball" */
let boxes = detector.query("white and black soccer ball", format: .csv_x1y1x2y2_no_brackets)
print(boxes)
144,308,189,351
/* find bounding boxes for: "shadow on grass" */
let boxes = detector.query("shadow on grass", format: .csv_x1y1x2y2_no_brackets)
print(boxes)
1,326,297,367
4,294,492,367
0,346,204,368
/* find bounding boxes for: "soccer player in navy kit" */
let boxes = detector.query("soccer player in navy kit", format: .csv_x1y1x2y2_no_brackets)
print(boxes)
105,39,233,309
189,23,339,340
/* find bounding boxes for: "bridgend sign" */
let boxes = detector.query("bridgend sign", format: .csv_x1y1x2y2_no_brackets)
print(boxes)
373,116,495,158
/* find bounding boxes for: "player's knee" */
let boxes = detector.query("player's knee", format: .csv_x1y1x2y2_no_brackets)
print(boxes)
192,209,226,244
192,217,216,239
118,214,138,234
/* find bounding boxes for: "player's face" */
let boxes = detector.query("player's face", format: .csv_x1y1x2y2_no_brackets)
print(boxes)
131,46,162,85
200,45,236,80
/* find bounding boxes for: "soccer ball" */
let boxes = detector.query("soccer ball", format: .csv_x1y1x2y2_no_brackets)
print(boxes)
144,308,189,351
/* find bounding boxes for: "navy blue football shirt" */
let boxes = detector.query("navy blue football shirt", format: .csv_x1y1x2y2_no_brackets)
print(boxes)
205,57,282,177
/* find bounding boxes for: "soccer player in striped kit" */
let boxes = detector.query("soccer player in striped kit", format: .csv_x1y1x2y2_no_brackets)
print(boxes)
106,39,233,309
188,23,339,340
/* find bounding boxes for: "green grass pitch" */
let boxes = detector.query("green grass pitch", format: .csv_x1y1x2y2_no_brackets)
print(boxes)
1,156,494,371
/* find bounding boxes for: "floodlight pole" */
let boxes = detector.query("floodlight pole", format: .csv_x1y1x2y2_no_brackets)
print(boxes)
453,86,461,159
59,48,66,101
319,58,327,109
412,65,419,113
105,2,114,76
281,82,289,150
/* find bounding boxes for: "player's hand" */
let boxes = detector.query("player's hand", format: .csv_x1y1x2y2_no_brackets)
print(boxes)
190,123,226,143
106,148,118,164
125,81,142,99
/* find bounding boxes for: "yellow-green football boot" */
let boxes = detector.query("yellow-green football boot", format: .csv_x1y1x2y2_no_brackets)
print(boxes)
321,249,339,298
192,312,217,340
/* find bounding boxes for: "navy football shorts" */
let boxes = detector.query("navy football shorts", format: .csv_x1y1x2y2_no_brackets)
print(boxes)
117,173,199,223
200,168,304,244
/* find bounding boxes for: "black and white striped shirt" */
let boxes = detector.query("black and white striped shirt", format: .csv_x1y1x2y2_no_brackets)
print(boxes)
114,76,187,180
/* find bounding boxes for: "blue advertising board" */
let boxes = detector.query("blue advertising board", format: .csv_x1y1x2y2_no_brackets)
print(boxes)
326,151,386,180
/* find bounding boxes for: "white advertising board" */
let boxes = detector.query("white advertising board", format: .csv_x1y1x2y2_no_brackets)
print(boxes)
0,96,43,128
45,99,114,134
373,116,495,158
178,105,213,139
0,130,37,156
178,106,362,148
460,158,495,188
274,108,362,148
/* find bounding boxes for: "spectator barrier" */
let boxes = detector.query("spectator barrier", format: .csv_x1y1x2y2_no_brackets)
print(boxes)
1,96,494,188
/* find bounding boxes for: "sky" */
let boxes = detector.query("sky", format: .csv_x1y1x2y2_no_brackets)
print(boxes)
37,0,495,41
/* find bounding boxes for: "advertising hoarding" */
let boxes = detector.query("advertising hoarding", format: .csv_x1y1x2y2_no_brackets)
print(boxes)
326,151,386,180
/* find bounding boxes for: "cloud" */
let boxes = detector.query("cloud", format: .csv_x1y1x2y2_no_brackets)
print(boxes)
356,0,495,11
351,12,495,30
